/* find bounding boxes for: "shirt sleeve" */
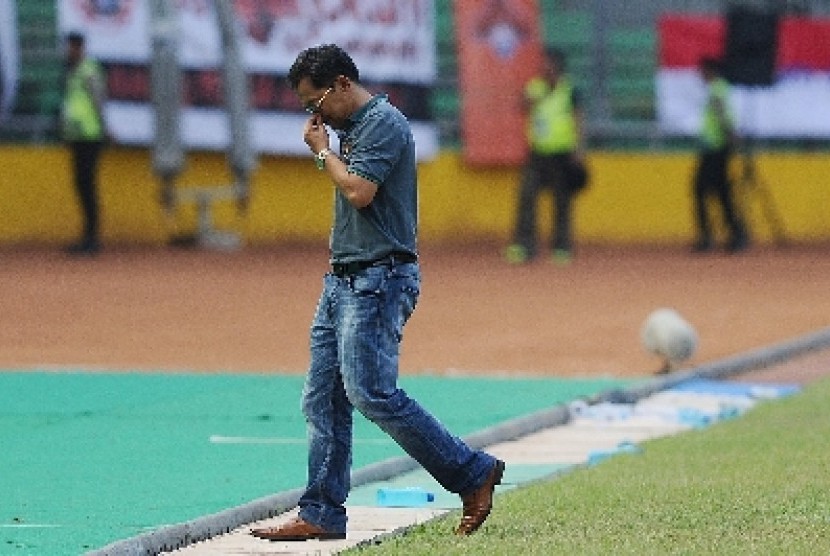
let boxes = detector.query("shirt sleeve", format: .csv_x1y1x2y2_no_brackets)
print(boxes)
347,113,406,187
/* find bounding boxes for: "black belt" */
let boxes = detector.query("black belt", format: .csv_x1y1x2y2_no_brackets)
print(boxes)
331,252,417,277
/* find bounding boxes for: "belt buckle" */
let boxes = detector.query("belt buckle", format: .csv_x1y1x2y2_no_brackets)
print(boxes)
389,253,416,266
332,261,361,277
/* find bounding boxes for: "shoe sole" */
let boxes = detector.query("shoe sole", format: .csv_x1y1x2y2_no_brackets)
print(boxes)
250,531,347,542
492,459,505,487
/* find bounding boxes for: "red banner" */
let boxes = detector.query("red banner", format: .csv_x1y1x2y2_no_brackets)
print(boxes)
777,18,830,71
658,16,725,69
455,0,542,166
659,14,830,71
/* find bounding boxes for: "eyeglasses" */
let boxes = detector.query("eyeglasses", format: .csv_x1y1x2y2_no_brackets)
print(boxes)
305,86,334,114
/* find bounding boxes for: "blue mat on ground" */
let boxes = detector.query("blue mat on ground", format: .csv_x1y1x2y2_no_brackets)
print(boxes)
669,378,801,398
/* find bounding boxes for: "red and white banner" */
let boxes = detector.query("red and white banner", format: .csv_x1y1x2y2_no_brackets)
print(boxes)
57,0,437,157
455,0,542,165
657,14,830,138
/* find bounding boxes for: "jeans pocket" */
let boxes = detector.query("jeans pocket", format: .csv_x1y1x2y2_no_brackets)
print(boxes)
349,266,385,295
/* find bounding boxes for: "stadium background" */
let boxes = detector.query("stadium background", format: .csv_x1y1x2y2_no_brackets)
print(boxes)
3,4,830,552
2,0,829,247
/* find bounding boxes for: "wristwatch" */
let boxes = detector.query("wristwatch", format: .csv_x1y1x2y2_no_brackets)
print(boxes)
315,148,333,170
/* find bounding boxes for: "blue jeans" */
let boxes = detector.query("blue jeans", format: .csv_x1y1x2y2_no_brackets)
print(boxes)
297,262,497,533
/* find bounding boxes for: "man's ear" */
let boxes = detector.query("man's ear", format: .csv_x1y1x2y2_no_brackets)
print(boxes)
335,75,351,91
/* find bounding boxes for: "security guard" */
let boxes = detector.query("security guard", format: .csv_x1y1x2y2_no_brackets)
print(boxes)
62,31,108,255
692,57,748,253
506,47,587,266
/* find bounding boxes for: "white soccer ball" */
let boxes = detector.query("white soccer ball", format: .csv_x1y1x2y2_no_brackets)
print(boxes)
641,308,698,373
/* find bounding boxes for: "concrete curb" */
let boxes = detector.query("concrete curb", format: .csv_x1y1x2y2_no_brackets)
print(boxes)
86,326,830,555
85,488,303,556
598,325,830,404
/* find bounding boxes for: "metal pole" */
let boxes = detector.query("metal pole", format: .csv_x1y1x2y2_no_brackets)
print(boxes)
149,0,184,213
214,0,257,213
590,0,612,127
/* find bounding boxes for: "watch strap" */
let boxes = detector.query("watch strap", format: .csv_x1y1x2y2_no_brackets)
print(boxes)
315,148,333,170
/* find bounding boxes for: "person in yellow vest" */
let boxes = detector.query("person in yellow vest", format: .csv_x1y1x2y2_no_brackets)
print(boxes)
505,47,587,266
691,57,748,253
62,31,109,255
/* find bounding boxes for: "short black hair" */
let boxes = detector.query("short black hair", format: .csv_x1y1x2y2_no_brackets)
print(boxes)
287,44,359,89
67,31,85,45
699,57,723,74
545,47,566,70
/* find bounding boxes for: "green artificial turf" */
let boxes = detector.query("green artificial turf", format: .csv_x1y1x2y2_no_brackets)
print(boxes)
0,370,631,555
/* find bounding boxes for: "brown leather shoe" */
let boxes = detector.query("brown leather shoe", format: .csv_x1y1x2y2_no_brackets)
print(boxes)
250,516,346,541
455,459,505,535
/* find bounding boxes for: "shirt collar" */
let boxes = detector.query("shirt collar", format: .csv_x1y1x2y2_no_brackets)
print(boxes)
345,94,387,130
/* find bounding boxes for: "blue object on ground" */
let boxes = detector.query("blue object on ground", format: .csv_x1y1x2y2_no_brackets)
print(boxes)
677,407,712,428
376,487,435,507
587,440,643,466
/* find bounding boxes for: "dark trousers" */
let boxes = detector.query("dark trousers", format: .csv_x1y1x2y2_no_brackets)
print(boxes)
513,152,575,254
693,148,747,246
69,140,103,244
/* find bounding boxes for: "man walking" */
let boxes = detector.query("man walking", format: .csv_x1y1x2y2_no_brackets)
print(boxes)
250,44,504,542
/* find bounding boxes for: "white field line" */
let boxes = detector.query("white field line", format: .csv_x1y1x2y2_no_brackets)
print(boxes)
0,524,63,528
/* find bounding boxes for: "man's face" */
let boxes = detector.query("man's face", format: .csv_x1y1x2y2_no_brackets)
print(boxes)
296,76,347,129
544,57,562,83
67,41,83,66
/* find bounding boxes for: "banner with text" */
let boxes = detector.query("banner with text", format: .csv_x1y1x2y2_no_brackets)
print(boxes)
455,0,542,165
658,14,830,138
57,0,437,157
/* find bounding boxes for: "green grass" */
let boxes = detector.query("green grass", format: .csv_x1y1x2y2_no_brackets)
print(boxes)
348,378,830,554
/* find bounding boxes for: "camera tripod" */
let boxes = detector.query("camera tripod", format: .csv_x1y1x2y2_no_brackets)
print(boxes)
733,140,787,246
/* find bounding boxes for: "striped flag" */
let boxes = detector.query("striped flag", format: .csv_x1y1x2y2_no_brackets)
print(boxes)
657,14,830,139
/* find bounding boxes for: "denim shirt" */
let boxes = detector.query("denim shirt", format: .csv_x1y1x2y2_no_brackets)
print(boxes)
331,95,418,264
